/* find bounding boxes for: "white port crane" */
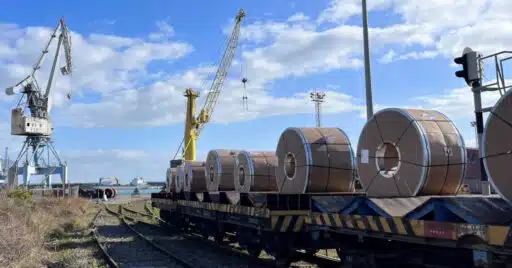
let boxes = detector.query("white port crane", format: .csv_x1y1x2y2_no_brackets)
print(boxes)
4,18,72,189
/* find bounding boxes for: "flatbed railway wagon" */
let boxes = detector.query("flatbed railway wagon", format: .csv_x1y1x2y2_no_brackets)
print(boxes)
153,105,512,267
151,191,512,267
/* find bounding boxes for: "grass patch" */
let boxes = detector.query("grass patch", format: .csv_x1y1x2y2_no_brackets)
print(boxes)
0,188,105,267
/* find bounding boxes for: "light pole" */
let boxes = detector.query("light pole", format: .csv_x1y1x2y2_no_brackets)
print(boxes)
310,90,326,127
362,0,374,120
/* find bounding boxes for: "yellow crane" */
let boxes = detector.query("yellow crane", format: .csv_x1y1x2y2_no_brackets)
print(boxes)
172,9,245,163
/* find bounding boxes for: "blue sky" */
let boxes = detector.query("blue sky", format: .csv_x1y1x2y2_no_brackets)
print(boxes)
0,0,509,183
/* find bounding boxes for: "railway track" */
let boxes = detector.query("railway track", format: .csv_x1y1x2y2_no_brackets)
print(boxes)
93,205,190,268
120,202,343,268
98,204,276,268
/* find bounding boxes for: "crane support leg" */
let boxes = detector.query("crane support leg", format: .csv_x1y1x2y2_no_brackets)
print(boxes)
10,136,67,189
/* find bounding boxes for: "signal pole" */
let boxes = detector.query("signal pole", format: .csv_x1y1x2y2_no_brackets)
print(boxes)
310,90,326,127
453,47,489,195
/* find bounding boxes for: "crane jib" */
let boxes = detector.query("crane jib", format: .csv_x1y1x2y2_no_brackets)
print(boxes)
176,8,245,161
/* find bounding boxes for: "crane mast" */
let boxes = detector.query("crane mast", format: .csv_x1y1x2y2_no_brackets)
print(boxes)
4,18,72,189
175,9,245,163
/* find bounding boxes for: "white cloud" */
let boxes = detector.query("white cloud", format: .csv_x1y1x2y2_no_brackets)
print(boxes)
315,0,512,63
288,12,309,22
1,14,377,130
211,88,364,124
149,20,175,41
4,3,511,129
317,0,391,24
413,80,512,120
0,23,193,109
379,49,439,63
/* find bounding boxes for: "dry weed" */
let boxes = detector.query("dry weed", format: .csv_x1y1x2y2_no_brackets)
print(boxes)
0,191,94,267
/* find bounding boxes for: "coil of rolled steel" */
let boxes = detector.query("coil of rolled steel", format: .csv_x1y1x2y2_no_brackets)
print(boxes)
171,168,178,193
166,168,174,193
175,165,185,193
234,151,278,193
275,127,356,194
206,149,241,192
184,161,207,192
483,90,512,203
357,108,466,197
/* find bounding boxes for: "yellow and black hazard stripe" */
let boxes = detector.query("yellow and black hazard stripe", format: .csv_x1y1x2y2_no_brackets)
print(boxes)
487,225,512,246
271,215,306,232
306,213,422,237
217,203,270,217
175,200,271,218
306,213,512,247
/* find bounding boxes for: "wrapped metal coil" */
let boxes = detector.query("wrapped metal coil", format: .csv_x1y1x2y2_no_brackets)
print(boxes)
175,165,185,193
357,108,466,197
276,127,356,194
206,149,241,192
184,161,207,192
166,168,175,193
234,151,278,193
483,90,512,203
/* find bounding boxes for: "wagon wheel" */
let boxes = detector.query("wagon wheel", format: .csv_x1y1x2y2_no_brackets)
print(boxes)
213,231,224,243
274,250,293,267
246,243,262,258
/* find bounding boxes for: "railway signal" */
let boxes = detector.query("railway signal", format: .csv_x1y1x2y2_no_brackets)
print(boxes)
454,47,482,86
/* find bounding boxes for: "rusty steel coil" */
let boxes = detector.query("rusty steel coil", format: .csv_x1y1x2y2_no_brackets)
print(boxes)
483,90,512,204
275,127,356,194
175,165,185,193
184,161,207,192
357,108,466,197
234,151,278,193
206,149,241,192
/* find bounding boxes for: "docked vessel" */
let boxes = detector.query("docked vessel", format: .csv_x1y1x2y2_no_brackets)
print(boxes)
130,176,148,189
